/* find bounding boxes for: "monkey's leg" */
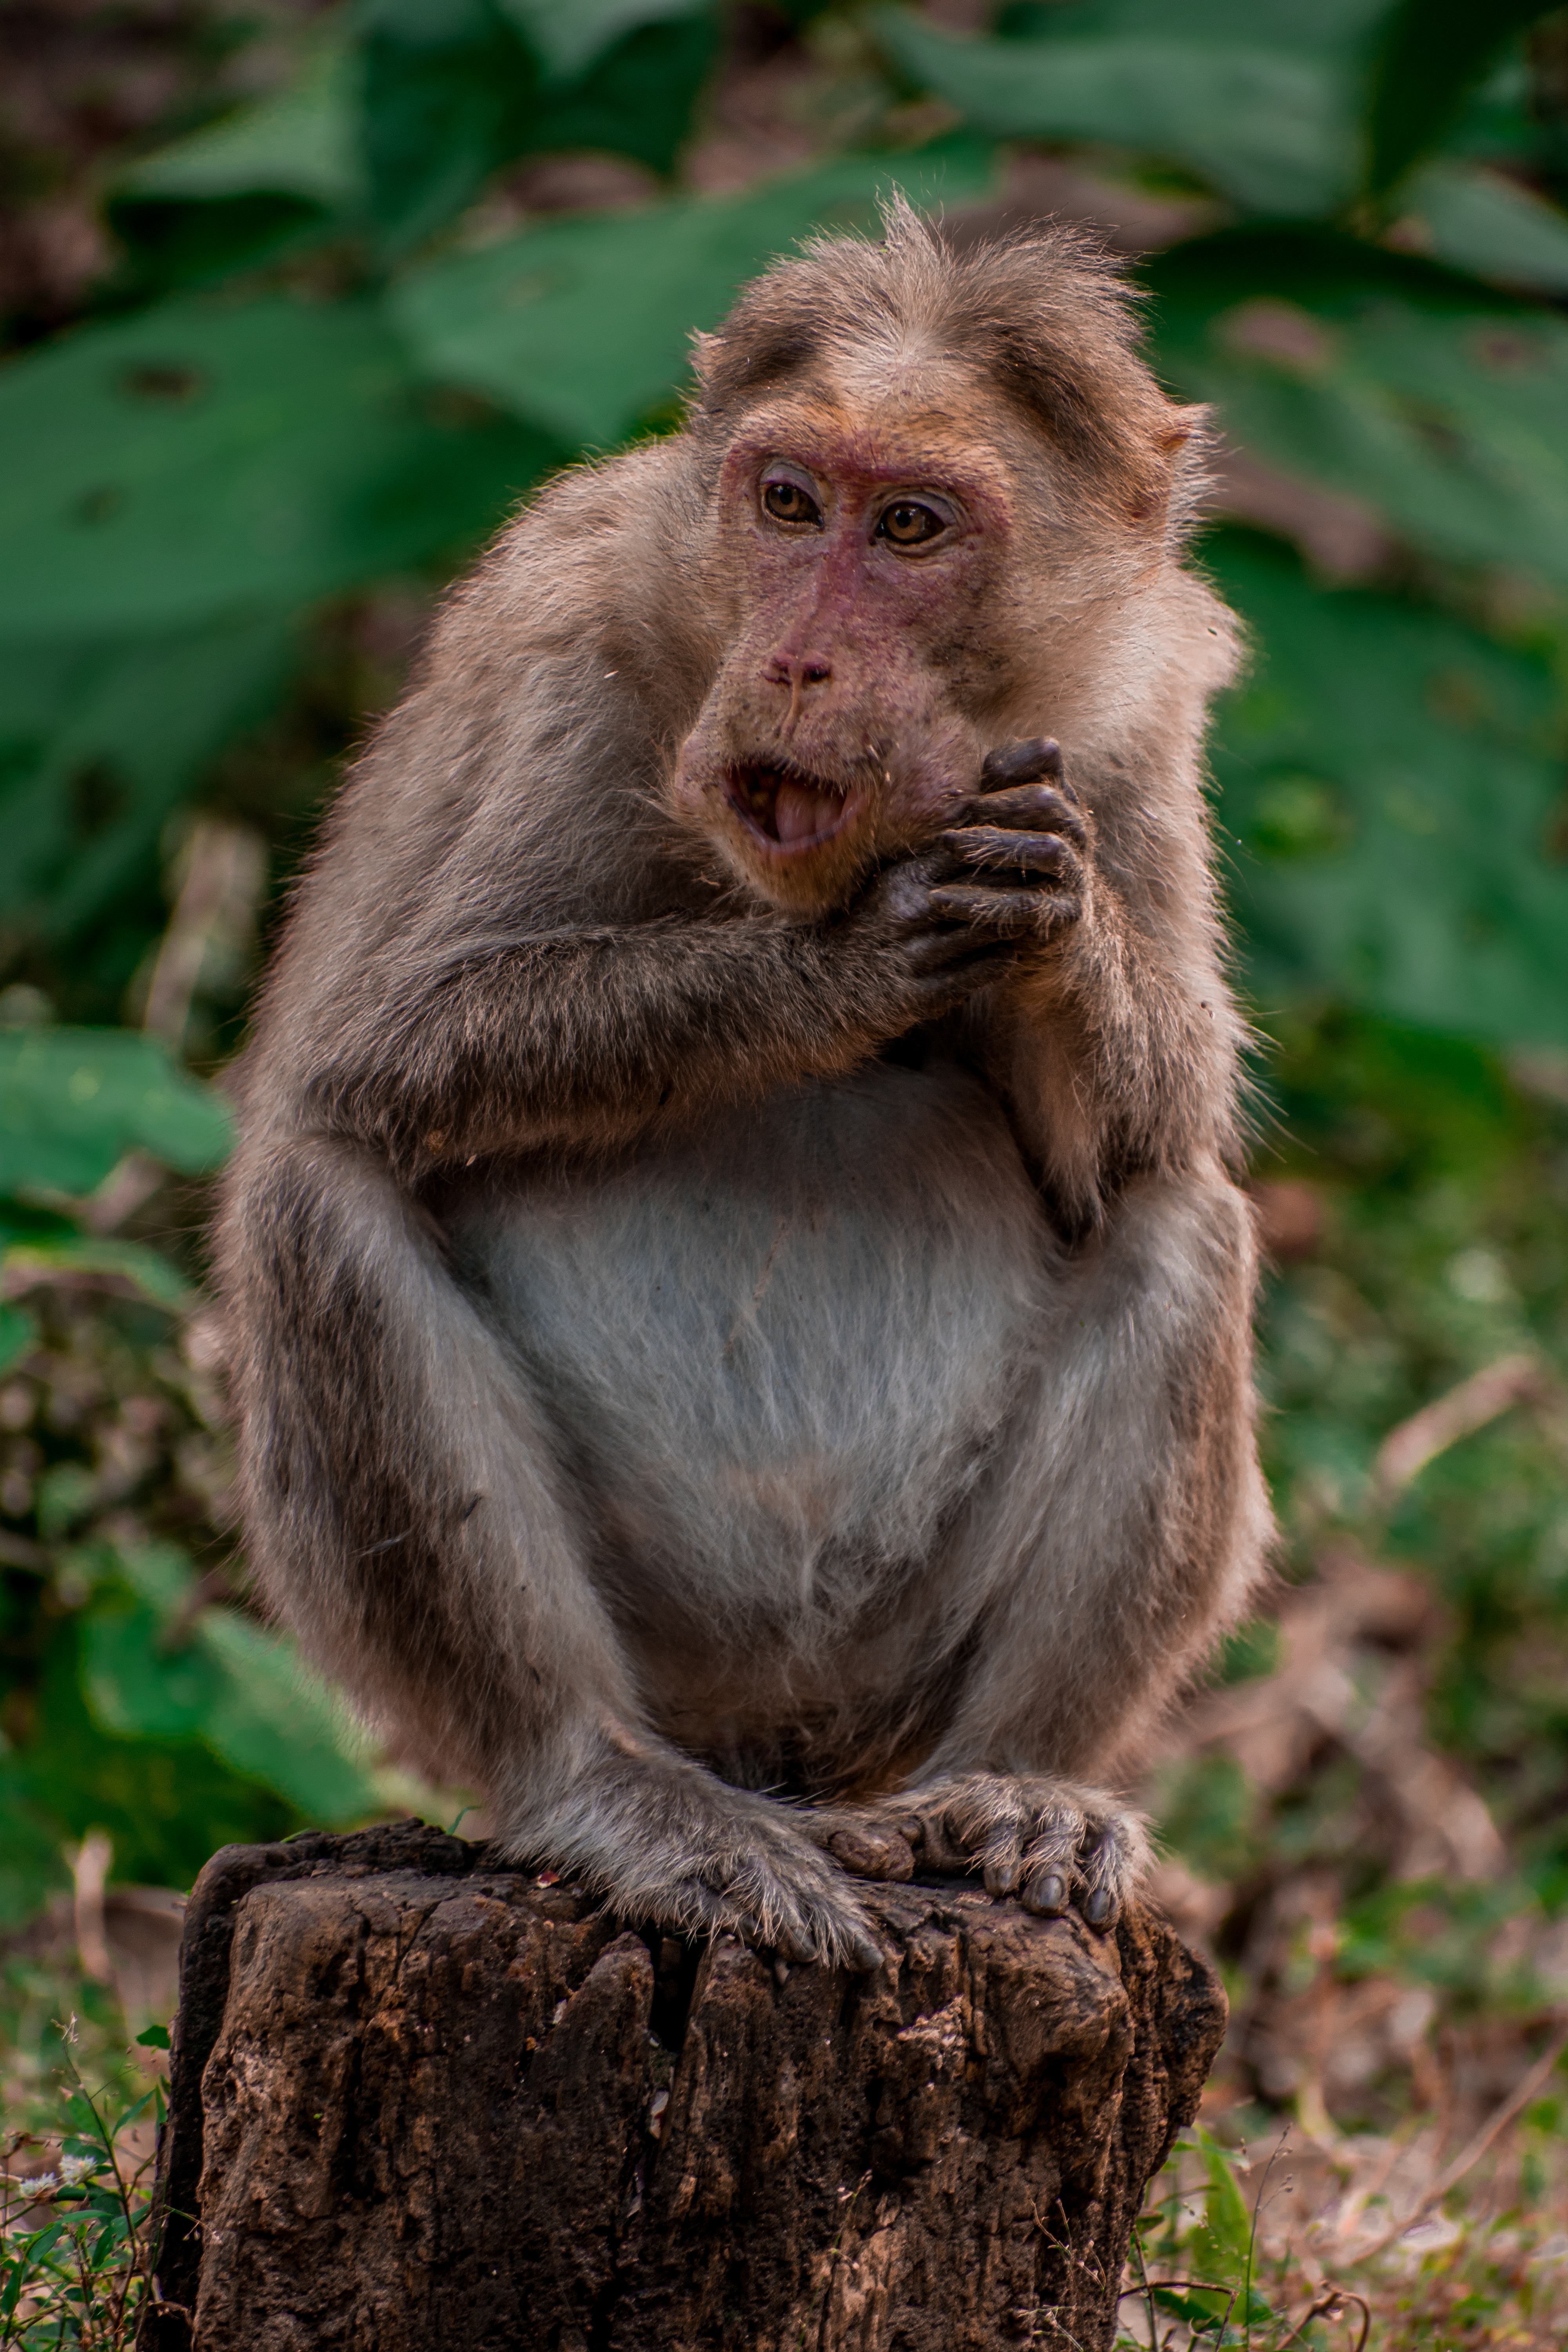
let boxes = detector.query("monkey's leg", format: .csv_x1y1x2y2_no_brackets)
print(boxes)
826,1161,1269,1928
225,1136,881,1969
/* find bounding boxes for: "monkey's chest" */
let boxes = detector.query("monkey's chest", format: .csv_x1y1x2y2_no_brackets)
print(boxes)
447,1062,1054,1614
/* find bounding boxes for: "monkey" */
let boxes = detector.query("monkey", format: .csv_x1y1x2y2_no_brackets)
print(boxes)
217,199,1271,1973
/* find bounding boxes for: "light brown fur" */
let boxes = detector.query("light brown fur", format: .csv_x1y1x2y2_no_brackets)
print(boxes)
217,205,1269,1965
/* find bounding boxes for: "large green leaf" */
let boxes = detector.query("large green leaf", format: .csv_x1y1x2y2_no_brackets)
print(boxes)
0,615,294,942
109,42,365,289
985,0,1389,47
362,0,537,252
0,295,556,635
2,1230,192,1312
0,1026,232,1197
80,1542,380,1826
0,1604,296,1912
113,42,364,213
509,11,720,176
1149,229,1568,592
870,7,1357,218
496,0,710,83
1209,530,1568,1045
1365,0,1560,198
1399,161,1568,296
361,0,718,252
392,142,998,448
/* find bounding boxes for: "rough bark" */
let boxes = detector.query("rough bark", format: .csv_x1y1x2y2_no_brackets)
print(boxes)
138,1821,1225,2352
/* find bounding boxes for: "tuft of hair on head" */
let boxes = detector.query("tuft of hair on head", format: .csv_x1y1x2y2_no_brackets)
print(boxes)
689,186,1212,541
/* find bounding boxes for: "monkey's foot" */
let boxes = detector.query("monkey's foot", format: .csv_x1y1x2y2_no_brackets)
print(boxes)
829,1773,1150,1932
501,1758,884,1973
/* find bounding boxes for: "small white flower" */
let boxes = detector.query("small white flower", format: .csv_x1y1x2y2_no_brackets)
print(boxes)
58,2154,96,2186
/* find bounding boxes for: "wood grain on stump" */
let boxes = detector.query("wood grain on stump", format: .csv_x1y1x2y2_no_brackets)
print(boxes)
138,1821,1225,2352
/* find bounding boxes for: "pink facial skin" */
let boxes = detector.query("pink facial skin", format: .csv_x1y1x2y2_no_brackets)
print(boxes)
671,403,1017,911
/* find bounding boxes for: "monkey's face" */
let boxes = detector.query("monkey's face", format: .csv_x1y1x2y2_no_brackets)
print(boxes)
671,396,1024,913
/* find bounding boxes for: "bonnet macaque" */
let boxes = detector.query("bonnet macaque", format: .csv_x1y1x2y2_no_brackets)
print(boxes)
219,201,1269,1969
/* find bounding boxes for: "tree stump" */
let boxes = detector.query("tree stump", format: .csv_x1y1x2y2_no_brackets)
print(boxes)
138,1820,1225,2352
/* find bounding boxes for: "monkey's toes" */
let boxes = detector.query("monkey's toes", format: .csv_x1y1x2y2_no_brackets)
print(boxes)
682,1849,883,1973
809,1813,916,1883
875,1773,1149,1934
1015,1795,1149,1931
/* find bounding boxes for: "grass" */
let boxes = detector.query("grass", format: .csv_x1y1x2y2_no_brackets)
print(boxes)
1,2017,164,2350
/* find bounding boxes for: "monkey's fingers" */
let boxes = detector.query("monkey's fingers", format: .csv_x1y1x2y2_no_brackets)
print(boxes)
953,783,1086,840
940,824,1080,877
927,883,1080,936
800,1811,916,1884
900,919,1025,969
979,736,1064,791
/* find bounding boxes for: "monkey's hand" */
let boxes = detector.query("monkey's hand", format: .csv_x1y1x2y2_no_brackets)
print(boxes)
932,737,1091,951
811,1773,1148,1933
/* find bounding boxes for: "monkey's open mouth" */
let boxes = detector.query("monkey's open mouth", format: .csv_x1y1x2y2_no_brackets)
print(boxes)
725,766,858,853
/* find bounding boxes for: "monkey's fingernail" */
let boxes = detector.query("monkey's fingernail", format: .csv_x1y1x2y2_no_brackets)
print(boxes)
985,1860,1022,1897
1026,1872,1069,1916
773,1958,790,1988
778,1926,816,1965
849,1929,883,1973
1083,1888,1113,1927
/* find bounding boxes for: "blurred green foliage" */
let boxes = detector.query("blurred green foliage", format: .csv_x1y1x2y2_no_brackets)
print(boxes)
0,0,1566,2130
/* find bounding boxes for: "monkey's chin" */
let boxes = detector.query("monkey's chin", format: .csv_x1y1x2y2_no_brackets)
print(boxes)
723,765,862,858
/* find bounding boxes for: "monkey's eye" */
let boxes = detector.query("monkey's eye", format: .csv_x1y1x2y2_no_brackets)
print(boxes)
762,478,822,527
876,500,946,548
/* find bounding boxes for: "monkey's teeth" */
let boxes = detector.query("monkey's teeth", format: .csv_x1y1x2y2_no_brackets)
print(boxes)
773,779,843,846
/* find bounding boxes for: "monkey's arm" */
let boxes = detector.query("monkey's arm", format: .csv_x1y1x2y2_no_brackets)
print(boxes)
932,741,1247,1222
296,869,1014,1173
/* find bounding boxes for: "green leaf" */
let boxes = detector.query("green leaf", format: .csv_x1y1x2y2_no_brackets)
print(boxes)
109,42,365,290
1149,228,1568,591
510,11,721,178
3,1231,194,1313
0,295,556,635
360,0,719,249
0,1301,38,1372
195,1608,378,1822
1209,531,1568,1045
79,1543,381,1825
1397,161,1568,296
496,0,711,85
0,614,295,943
0,1610,299,1907
0,1026,232,1197
393,142,998,448
1198,2126,1255,2278
869,8,1357,217
135,2023,171,2049
361,0,537,252
1365,0,1561,198
113,42,365,213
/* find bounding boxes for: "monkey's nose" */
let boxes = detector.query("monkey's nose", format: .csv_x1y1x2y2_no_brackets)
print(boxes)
765,655,833,690
765,655,832,729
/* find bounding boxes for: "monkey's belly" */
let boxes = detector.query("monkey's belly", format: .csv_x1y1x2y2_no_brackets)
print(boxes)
448,1060,1055,1628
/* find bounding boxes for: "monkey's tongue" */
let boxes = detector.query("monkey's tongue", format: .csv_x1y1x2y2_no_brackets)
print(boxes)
773,778,845,845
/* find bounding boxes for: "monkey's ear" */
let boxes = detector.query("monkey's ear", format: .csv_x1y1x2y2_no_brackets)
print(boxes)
1132,402,1213,534
688,329,723,386
1155,402,1208,455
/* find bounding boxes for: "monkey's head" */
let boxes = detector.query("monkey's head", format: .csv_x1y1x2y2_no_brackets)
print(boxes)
668,200,1215,915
